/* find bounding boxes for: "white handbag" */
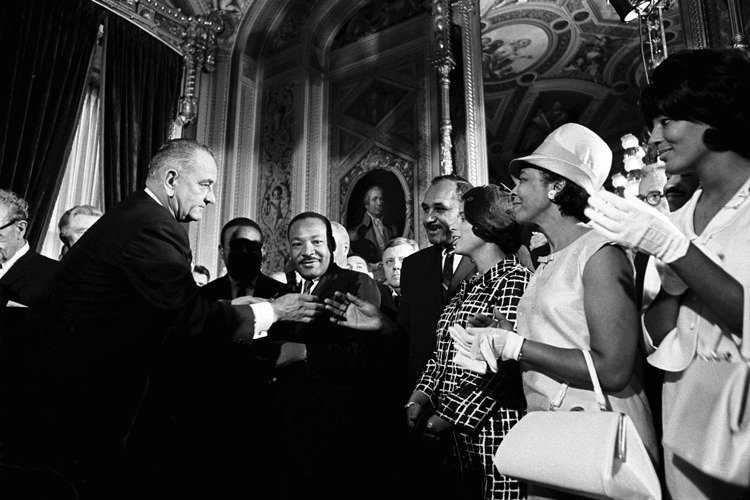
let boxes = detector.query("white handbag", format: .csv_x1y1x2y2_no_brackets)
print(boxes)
493,350,662,500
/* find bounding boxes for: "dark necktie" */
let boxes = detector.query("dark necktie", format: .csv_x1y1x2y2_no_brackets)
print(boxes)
302,279,314,294
442,250,454,302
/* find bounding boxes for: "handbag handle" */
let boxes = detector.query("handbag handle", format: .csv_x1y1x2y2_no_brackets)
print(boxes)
583,350,627,460
582,350,609,412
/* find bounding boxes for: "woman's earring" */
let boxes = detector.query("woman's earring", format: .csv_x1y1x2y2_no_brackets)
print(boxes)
547,189,557,201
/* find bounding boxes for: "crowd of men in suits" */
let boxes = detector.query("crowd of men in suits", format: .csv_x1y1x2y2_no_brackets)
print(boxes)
0,139,478,499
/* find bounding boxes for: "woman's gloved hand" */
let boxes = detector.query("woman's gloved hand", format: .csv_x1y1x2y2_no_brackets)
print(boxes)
585,190,690,264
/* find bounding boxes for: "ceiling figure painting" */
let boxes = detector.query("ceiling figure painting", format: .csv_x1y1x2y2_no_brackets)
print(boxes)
478,0,685,188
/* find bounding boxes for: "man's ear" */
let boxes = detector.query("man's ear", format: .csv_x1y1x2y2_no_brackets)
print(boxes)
17,220,27,237
164,169,179,197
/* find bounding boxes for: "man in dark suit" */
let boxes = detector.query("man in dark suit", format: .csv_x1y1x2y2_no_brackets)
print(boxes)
397,174,475,392
394,174,475,497
0,140,322,499
267,212,396,500
0,189,59,342
201,217,285,301
348,185,397,264
0,189,59,309
379,237,419,322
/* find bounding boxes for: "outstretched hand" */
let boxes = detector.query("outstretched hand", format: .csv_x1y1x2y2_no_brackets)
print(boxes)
271,293,325,323
324,291,383,331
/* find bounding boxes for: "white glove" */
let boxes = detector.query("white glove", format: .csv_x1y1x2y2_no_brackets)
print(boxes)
585,190,689,264
464,327,525,373
453,351,487,374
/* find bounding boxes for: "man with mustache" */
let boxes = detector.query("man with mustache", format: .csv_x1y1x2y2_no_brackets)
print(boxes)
266,211,391,499
397,174,475,392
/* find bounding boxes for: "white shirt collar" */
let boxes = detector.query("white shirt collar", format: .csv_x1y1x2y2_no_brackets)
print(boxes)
0,241,30,277
144,187,164,206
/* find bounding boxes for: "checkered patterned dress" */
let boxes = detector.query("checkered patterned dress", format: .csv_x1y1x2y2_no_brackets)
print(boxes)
415,254,531,500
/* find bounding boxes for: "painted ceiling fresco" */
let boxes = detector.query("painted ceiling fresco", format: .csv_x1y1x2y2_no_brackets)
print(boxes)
476,0,685,187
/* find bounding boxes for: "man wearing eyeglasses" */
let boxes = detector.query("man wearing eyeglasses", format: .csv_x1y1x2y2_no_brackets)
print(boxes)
0,189,58,309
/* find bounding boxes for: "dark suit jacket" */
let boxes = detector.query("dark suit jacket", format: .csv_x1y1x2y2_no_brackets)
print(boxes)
397,245,475,392
2,190,249,485
349,213,397,263
267,264,395,498
377,282,399,322
0,248,59,307
0,249,59,337
200,272,285,301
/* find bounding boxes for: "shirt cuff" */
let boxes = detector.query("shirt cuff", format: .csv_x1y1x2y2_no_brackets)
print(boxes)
250,301,275,339
640,309,658,355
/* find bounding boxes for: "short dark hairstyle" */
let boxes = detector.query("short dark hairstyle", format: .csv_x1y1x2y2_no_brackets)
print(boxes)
639,49,750,158
288,211,336,255
538,169,590,223
431,174,473,200
221,217,263,248
192,265,210,280
462,186,522,254
147,139,215,179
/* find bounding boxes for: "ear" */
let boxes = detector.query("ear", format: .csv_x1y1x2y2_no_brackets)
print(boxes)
16,220,27,237
164,169,179,197
703,128,728,152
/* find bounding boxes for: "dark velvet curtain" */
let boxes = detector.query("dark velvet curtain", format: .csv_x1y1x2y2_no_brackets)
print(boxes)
102,14,182,210
0,0,102,248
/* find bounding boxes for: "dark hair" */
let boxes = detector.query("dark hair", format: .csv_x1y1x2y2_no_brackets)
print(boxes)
462,186,522,254
288,211,336,255
431,174,473,200
538,169,590,223
221,217,263,247
639,49,750,158
193,265,210,280
147,139,215,178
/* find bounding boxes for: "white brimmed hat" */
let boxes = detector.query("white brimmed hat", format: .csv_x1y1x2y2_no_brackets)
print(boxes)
509,123,612,194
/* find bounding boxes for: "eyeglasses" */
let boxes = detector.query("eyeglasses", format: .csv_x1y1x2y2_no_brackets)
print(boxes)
0,219,19,231
636,191,664,207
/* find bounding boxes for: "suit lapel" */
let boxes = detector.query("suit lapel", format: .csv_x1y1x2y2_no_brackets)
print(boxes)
0,250,35,286
448,255,476,302
310,264,339,299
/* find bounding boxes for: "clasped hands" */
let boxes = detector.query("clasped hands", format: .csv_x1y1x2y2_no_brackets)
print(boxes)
448,308,525,374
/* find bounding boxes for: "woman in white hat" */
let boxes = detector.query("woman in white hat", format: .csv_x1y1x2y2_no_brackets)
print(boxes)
452,123,658,499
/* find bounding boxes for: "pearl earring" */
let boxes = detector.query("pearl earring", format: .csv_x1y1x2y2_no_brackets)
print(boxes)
547,189,557,201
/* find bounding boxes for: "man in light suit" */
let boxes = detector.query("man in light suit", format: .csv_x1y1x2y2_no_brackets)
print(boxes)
397,174,475,392
348,185,397,264
0,140,322,500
